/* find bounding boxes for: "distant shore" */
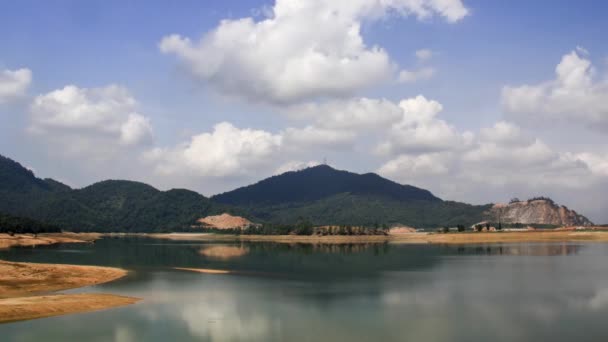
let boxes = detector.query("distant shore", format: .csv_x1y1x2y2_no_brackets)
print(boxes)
146,230,608,245
0,234,139,323
0,232,101,249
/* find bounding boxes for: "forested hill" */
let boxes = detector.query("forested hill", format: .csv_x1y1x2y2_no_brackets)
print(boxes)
212,165,489,227
0,154,230,232
1,154,490,230
212,164,440,206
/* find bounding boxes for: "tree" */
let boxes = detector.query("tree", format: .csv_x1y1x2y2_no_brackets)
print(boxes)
457,224,465,232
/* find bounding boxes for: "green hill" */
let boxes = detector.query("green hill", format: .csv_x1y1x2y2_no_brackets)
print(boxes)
213,164,439,205
0,154,490,231
213,165,489,228
0,155,229,232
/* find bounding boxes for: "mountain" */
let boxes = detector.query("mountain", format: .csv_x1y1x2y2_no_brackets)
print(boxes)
1,154,594,231
213,165,489,227
0,155,229,232
485,198,593,226
213,164,439,205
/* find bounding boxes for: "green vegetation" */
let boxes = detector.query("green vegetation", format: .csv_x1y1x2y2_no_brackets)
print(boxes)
213,164,439,205
0,212,61,235
509,196,555,204
0,155,237,232
231,193,490,228
200,221,390,236
0,154,491,232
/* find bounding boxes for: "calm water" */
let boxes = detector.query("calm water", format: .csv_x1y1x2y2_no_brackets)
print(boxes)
2,238,608,341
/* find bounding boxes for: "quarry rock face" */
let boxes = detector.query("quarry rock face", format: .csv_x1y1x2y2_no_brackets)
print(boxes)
486,199,593,226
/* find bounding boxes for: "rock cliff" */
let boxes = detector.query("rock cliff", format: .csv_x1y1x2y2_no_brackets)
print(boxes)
485,199,593,226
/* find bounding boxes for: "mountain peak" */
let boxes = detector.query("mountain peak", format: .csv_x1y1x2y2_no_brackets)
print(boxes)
212,165,440,206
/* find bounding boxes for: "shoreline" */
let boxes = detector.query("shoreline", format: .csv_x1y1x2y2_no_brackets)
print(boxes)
0,232,101,250
0,237,139,323
145,230,608,245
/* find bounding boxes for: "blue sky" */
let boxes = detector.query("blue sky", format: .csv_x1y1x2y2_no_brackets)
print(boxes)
1,0,607,221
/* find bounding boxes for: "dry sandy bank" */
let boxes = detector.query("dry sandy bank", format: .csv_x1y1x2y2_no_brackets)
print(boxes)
147,231,608,245
0,260,139,323
148,233,391,244
390,231,608,244
0,232,101,250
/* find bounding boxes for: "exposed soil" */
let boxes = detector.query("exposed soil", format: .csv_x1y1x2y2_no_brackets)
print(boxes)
149,230,608,245
0,232,100,250
0,257,139,323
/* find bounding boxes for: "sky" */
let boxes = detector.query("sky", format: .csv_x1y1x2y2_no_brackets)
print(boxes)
1,0,608,222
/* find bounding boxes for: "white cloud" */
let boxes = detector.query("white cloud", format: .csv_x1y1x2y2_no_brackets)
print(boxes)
478,121,532,146
0,68,31,103
502,49,608,129
378,153,449,179
282,125,355,149
285,97,402,131
377,95,473,155
160,0,468,104
144,122,282,177
29,84,153,160
378,119,606,210
576,152,608,177
398,67,436,83
415,49,433,61
274,160,321,175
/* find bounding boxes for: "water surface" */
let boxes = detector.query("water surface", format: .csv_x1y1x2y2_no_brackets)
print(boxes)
1,238,608,341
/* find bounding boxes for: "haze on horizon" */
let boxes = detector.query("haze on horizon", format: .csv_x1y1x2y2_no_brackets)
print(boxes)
1,0,607,222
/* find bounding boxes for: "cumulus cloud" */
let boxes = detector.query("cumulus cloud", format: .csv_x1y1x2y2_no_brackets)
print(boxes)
160,0,468,104
478,120,532,146
285,97,402,131
377,153,449,178
576,152,608,177
377,95,473,155
29,84,153,159
0,68,32,103
502,49,608,130
282,126,356,149
378,120,605,209
144,122,282,177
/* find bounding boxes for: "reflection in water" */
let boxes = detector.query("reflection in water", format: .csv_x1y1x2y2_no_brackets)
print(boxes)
2,239,608,341
449,243,582,256
278,242,389,255
199,245,249,260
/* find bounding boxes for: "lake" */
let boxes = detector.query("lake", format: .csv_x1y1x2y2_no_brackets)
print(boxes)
2,237,608,341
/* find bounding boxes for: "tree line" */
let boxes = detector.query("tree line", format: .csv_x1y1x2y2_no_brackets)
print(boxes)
199,218,390,236
0,212,61,236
